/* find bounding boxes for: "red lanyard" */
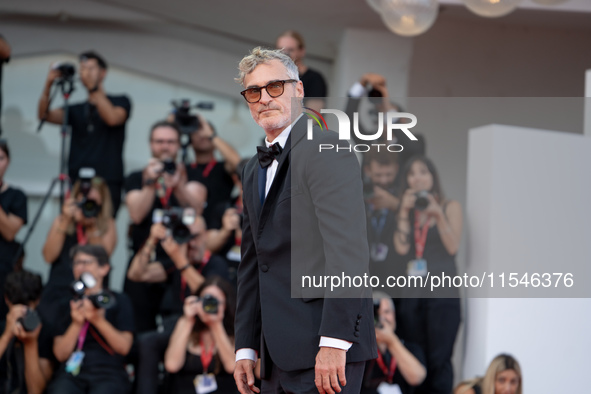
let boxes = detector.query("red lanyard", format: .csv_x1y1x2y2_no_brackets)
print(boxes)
76,224,88,245
199,337,214,372
202,159,217,178
414,212,430,259
180,251,211,303
376,350,397,383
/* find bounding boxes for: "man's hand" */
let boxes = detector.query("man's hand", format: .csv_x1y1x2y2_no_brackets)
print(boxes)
82,299,105,325
369,186,399,211
161,236,189,268
222,208,241,232
70,300,86,325
14,321,42,345
315,347,347,394
3,305,27,340
234,359,260,394
143,159,164,184
45,64,61,88
149,223,167,242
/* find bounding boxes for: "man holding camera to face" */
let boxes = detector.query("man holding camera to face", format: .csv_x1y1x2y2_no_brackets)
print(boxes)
37,51,131,216
124,120,206,333
0,270,56,394
127,216,230,394
50,244,134,394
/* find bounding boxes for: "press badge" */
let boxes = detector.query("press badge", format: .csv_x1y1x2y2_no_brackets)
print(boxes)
194,373,217,394
370,243,389,262
407,259,428,277
65,350,85,376
226,245,241,262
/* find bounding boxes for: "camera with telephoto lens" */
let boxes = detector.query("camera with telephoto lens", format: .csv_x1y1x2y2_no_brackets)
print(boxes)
414,190,430,211
152,207,196,244
52,62,76,80
77,168,101,218
71,272,116,310
17,309,41,332
171,99,215,135
201,294,219,315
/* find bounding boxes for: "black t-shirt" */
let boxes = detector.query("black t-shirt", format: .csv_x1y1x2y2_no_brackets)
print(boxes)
168,350,238,394
300,68,327,98
54,291,134,371
361,340,426,394
159,255,230,317
186,161,234,226
124,170,182,254
0,310,56,394
67,95,131,183
0,186,27,271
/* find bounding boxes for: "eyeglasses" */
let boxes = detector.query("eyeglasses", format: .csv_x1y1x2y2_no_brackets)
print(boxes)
240,79,298,104
73,259,98,267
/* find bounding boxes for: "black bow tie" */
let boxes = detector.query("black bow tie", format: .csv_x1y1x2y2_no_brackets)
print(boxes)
257,143,283,169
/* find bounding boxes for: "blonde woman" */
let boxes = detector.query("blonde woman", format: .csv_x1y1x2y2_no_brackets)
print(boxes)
454,354,522,394
40,176,116,317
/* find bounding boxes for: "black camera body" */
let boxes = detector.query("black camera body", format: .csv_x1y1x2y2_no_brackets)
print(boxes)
71,272,116,310
77,168,101,218
201,294,219,315
161,159,177,175
153,207,196,244
414,190,430,211
53,62,76,80
171,99,214,135
18,309,41,332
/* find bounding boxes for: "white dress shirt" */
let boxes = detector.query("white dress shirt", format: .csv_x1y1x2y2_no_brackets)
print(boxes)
235,114,352,363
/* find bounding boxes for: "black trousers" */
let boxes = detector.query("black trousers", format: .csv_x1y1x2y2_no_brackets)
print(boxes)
404,297,460,394
48,367,130,394
261,360,366,394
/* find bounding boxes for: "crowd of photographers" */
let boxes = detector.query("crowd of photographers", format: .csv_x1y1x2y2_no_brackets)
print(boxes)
0,32,521,394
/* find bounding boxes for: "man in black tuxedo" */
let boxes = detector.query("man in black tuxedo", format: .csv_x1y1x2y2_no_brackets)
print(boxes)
233,47,377,394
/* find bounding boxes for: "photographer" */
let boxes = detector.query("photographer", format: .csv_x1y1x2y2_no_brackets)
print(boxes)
50,244,134,394
40,175,116,319
346,73,425,168
37,51,131,215
393,156,462,394
362,292,425,394
124,120,206,333
128,216,229,394
454,354,522,394
364,150,405,283
205,159,248,288
0,270,55,394
186,115,240,226
0,140,28,320
164,276,237,394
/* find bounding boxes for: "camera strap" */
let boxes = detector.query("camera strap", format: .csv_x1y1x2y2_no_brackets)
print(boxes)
201,159,217,178
77,321,90,351
376,350,397,384
414,212,430,259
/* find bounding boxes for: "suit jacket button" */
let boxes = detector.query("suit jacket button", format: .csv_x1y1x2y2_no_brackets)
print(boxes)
356,319,360,324
357,314,362,319
261,265,269,272
354,332,360,337
355,326,360,332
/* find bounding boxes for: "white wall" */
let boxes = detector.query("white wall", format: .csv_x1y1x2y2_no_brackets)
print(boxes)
463,125,591,391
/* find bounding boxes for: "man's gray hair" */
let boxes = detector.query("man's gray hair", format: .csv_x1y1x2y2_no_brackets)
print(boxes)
236,47,299,86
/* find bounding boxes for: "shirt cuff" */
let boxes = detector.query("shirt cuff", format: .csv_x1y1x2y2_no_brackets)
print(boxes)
348,82,366,98
319,336,353,351
235,348,257,363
